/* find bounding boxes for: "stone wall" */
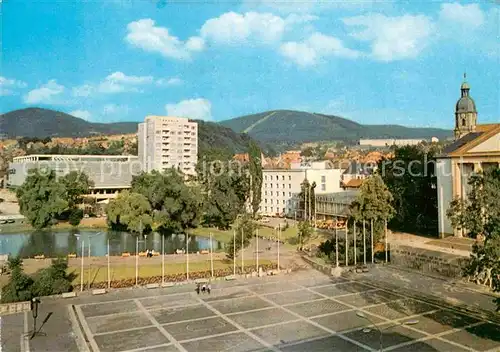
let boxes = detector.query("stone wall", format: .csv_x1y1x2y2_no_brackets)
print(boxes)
390,244,468,279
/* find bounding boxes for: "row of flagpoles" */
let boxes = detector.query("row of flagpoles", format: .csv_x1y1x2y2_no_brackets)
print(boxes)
79,220,387,290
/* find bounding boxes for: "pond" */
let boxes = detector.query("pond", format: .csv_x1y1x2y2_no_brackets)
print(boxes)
0,230,223,259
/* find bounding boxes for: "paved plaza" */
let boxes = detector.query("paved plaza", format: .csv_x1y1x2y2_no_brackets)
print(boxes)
67,270,500,352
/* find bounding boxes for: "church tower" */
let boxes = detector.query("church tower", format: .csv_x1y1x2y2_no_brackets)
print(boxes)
454,73,477,140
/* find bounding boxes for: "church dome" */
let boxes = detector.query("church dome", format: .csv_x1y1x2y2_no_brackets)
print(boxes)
456,95,476,112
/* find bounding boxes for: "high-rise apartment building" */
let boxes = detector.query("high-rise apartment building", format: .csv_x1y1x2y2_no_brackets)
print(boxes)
138,115,198,175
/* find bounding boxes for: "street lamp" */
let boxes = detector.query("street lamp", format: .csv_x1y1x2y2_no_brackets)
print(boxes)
356,311,419,351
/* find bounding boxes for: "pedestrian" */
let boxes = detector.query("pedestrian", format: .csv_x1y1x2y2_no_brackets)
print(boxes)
195,283,200,295
207,283,211,294
201,284,206,293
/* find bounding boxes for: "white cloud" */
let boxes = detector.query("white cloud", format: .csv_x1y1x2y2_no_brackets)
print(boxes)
439,3,484,28
102,104,130,116
72,84,94,97
165,98,212,120
156,77,184,86
0,76,27,96
24,80,65,104
70,110,92,121
105,71,154,84
280,32,360,66
98,71,153,94
343,14,434,61
125,19,201,60
200,12,317,45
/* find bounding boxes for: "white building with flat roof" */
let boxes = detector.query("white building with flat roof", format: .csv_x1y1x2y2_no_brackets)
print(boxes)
260,161,343,217
138,115,198,175
8,154,140,201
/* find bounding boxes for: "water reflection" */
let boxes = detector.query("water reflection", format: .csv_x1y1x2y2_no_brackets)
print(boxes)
0,230,221,258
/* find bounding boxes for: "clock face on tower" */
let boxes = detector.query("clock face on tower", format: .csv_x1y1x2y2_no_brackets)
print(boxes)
454,74,477,140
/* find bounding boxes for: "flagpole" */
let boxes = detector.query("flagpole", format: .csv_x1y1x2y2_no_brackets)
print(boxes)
345,220,348,266
363,220,366,265
277,224,280,272
335,224,338,267
385,219,388,263
210,233,214,278
241,228,244,274
80,240,84,292
88,240,91,290
371,219,374,264
162,235,165,285
186,233,189,281
107,239,110,289
256,228,259,272
353,221,357,266
135,236,138,286
233,229,236,275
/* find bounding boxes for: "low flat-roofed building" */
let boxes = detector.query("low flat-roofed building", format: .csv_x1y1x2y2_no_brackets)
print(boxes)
7,154,141,201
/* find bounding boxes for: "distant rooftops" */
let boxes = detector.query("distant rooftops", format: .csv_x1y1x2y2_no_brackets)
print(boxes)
13,154,138,163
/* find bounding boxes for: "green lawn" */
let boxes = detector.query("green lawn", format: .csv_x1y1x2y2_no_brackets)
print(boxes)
191,225,299,243
73,259,272,284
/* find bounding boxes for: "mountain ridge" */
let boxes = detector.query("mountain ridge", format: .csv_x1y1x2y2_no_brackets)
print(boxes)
1,108,452,148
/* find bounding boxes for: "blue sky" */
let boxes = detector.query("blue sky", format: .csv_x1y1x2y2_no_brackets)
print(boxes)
1,0,499,128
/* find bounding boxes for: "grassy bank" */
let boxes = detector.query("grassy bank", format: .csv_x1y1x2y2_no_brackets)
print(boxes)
76,259,272,285
191,225,298,243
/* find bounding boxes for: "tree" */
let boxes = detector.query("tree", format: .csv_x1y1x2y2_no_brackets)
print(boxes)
68,208,84,226
248,141,263,218
447,168,500,310
297,220,313,250
106,191,152,233
16,169,68,229
297,179,316,220
59,171,94,209
31,258,75,297
225,213,257,259
349,174,395,242
199,155,250,230
131,170,202,235
379,144,440,234
1,257,34,303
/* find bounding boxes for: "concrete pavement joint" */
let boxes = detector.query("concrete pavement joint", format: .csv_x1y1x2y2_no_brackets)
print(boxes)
119,343,174,352
75,304,101,352
134,299,188,352
194,294,283,352
244,287,378,352
67,305,91,352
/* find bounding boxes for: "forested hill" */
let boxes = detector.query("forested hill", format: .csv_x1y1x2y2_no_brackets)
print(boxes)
220,110,452,146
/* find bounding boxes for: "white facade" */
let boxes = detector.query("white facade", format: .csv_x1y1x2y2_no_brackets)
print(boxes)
359,138,435,147
436,158,453,236
260,163,343,216
138,115,198,175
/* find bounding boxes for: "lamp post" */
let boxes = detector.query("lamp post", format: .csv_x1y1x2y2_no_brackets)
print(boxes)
80,240,84,292
363,219,366,266
209,233,214,278
233,229,236,275
75,232,102,291
356,311,419,351
371,219,374,264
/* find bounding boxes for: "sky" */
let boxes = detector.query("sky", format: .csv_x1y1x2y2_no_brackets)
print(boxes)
1,0,499,128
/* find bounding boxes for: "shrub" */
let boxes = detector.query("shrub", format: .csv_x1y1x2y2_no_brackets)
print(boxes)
69,208,84,226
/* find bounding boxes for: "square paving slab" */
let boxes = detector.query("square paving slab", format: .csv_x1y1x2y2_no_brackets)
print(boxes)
286,298,351,318
93,326,170,352
182,332,267,352
264,289,324,306
293,277,348,288
364,299,437,320
390,338,470,352
210,296,272,315
335,290,402,308
439,322,500,351
87,311,152,335
280,335,370,352
251,320,331,347
343,324,426,350
231,307,298,329
151,304,216,324
248,282,300,294
201,287,253,302
311,282,375,297
313,310,386,333
80,300,139,318
163,316,238,341
404,309,480,335
139,294,200,310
